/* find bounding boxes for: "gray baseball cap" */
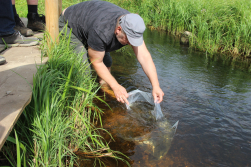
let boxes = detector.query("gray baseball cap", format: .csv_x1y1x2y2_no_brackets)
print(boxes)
119,13,146,46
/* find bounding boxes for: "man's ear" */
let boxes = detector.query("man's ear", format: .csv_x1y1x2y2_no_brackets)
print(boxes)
117,26,122,31
115,26,122,35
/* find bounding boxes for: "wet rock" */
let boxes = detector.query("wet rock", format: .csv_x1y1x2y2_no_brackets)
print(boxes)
180,31,193,46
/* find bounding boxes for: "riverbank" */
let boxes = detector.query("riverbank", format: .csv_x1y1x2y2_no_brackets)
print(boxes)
107,0,251,59
15,0,251,59
15,0,251,69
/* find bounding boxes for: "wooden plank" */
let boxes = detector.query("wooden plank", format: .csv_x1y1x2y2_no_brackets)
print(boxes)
0,0,62,149
0,37,48,150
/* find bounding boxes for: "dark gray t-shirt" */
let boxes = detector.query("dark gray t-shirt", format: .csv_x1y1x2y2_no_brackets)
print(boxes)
64,1,130,52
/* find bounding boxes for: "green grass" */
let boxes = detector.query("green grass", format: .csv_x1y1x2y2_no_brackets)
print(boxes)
15,0,84,17
1,28,129,166
107,0,251,58
16,0,251,58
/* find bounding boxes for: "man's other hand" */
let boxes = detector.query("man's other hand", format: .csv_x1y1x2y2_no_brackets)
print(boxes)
111,84,129,105
152,86,164,103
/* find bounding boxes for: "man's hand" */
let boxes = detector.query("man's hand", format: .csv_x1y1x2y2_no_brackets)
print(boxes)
152,86,164,103
111,84,129,105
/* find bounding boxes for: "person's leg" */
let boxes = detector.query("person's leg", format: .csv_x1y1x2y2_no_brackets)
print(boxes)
11,0,34,37
0,0,15,37
11,0,17,16
27,0,45,31
0,0,38,47
27,0,38,12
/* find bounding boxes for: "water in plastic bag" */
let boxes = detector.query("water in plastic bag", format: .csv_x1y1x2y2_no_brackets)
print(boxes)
126,89,164,120
133,117,179,159
122,89,179,159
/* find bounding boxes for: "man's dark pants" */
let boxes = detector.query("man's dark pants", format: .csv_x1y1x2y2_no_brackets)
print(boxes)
0,0,15,36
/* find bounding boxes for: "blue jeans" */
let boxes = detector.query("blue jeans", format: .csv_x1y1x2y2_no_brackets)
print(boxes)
0,0,15,36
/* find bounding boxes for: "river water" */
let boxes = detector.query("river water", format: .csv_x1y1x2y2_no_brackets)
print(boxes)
95,29,251,167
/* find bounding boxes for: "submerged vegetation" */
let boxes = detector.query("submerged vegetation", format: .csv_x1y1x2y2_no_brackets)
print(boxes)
1,30,129,166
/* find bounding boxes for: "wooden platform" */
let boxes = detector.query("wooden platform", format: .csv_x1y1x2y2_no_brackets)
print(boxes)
0,32,48,150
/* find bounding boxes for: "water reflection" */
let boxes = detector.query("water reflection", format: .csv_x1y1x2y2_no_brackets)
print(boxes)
96,28,251,166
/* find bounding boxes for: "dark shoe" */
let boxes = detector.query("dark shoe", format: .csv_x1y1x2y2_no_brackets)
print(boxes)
0,55,6,65
27,13,45,31
14,14,34,37
39,14,46,24
0,31,39,47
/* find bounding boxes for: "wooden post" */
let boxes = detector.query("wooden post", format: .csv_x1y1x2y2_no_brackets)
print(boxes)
58,0,62,17
45,0,59,43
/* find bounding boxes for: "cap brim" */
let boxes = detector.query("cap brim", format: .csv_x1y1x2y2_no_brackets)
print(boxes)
127,35,143,47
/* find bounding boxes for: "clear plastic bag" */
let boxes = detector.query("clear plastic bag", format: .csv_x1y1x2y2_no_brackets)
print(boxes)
126,89,164,120
123,89,179,159
133,118,179,159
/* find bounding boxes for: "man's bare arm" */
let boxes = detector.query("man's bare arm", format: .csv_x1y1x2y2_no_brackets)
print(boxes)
132,41,164,103
88,46,129,104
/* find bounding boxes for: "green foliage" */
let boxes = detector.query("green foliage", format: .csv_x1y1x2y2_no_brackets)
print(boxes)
15,0,87,17
108,0,251,57
16,0,251,57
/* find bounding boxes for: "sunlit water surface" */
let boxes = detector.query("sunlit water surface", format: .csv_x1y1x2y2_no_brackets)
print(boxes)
90,29,251,167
